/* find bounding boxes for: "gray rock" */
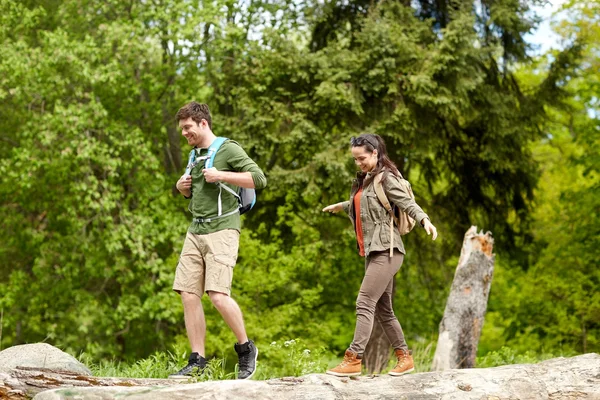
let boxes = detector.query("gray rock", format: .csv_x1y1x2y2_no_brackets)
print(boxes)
0,343,91,376
32,353,600,400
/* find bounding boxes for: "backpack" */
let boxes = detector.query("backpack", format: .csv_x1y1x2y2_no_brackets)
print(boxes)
184,137,256,220
373,172,416,256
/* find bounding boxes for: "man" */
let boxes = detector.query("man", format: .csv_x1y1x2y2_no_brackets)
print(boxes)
170,102,266,380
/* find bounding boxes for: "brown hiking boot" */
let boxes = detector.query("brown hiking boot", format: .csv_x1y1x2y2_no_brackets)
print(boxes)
326,350,362,377
389,349,414,376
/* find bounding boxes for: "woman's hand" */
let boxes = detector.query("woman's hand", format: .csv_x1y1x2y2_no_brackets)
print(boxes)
322,202,344,214
422,219,438,240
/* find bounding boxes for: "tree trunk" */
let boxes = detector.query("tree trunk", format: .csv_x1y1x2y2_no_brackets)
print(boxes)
20,354,600,400
162,95,181,176
0,366,179,399
432,226,495,371
363,278,397,374
363,320,390,374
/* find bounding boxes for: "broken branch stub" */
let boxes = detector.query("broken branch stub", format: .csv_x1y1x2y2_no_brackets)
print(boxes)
432,226,495,371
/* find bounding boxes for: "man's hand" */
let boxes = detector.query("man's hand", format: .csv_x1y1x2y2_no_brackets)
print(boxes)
322,202,344,214
422,218,438,240
176,175,192,197
202,167,223,183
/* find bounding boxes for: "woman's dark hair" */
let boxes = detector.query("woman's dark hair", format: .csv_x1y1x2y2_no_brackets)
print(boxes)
350,133,399,184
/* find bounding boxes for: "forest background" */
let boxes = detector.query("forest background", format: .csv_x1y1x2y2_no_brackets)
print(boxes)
0,0,598,378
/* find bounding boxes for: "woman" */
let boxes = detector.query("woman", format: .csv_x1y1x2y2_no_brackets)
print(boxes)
322,133,437,377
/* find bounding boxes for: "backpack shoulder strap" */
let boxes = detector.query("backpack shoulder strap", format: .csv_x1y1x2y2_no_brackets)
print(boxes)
204,137,229,169
203,137,239,217
184,148,197,176
374,172,397,258
374,172,393,214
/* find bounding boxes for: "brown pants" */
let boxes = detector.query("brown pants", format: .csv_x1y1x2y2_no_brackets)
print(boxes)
348,250,408,355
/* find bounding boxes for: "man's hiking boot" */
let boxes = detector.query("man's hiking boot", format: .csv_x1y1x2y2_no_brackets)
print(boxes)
326,350,362,377
234,340,258,379
168,352,207,379
389,349,414,376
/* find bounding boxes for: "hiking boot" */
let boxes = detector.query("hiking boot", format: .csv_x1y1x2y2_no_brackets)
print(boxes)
389,349,414,376
168,352,207,379
326,350,362,377
234,340,258,379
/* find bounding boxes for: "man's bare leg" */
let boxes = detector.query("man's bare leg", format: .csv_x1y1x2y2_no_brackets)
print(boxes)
181,291,206,356
207,291,248,344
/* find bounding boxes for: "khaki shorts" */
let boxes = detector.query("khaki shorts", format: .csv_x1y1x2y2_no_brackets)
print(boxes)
173,229,240,297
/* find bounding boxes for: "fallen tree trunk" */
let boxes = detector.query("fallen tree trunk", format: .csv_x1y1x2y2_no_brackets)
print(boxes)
26,354,600,400
0,367,179,399
432,226,495,371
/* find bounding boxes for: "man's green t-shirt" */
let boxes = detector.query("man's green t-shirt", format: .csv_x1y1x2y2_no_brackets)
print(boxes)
187,140,267,235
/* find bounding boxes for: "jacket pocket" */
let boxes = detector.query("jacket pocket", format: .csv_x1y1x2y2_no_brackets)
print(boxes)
363,192,386,250
364,192,384,217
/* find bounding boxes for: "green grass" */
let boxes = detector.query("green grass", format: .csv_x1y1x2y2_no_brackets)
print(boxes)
81,351,238,381
80,338,330,381
254,339,329,379
80,351,184,379
475,346,564,368
79,341,563,380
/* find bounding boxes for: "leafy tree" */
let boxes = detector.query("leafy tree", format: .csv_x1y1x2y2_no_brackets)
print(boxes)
481,0,599,354
0,0,593,366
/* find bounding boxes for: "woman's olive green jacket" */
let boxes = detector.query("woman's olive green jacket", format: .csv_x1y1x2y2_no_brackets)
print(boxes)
342,170,429,257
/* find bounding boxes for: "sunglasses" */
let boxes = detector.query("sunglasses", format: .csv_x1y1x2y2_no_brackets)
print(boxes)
350,136,378,149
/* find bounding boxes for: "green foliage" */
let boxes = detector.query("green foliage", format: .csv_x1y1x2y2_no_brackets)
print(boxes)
0,0,596,373
84,338,329,380
476,346,561,368
479,0,599,355
83,351,184,379
255,339,329,379
84,350,238,380
83,340,560,379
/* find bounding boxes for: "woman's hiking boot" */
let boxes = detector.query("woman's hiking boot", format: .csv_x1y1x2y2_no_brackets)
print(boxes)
168,352,207,379
326,350,362,376
234,339,258,379
389,349,414,376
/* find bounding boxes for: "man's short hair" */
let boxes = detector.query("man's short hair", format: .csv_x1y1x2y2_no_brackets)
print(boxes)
176,102,212,129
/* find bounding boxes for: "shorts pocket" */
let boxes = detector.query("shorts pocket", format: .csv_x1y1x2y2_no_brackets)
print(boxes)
213,254,236,268
208,229,239,268
205,256,234,294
